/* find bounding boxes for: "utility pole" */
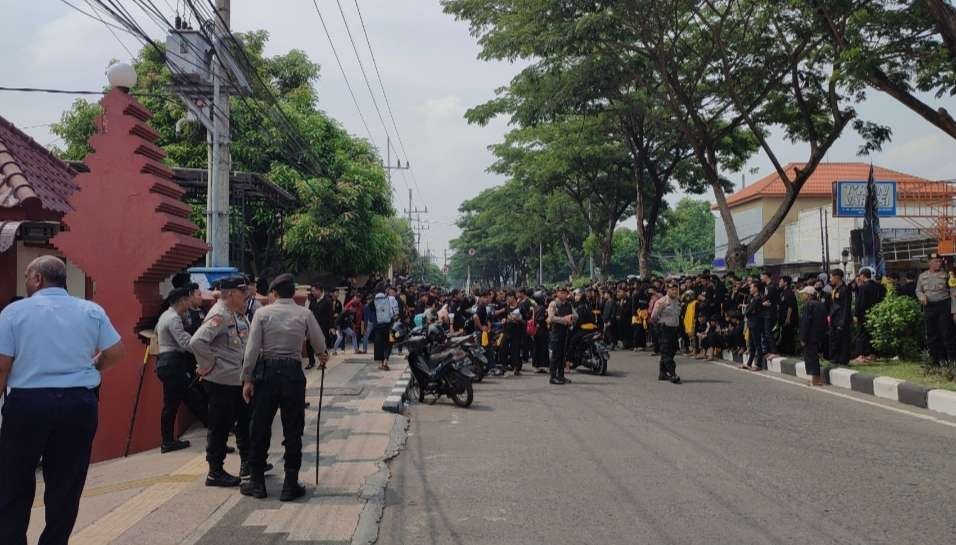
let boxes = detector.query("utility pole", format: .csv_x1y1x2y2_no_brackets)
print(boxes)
404,188,428,280
538,241,543,286
384,137,410,190
588,200,595,279
207,0,231,267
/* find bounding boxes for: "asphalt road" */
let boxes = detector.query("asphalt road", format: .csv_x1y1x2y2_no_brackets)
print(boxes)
378,351,956,545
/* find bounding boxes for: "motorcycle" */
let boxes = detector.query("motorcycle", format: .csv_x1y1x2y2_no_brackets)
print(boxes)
394,323,476,407
569,331,610,375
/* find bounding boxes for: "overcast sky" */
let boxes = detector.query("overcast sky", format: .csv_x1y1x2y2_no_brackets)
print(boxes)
2,1,954,265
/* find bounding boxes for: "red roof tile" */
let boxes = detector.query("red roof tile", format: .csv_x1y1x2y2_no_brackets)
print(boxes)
0,116,78,213
723,162,935,208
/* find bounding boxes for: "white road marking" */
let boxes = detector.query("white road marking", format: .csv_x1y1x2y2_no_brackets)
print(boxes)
709,360,956,430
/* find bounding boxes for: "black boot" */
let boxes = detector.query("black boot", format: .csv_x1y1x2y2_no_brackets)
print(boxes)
161,439,190,453
240,471,267,499
279,471,306,502
240,459,274,479
205,465,240,487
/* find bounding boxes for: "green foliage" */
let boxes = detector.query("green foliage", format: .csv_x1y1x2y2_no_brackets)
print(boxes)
866,294,924,358
50,99,101,160
50,32,403,277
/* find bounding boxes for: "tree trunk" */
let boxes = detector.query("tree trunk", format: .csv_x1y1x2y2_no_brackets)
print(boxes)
638,245,652,278
561,233,581,277
926,0,956,62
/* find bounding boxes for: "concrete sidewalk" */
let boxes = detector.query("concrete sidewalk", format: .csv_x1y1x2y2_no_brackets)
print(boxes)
27,354,408,545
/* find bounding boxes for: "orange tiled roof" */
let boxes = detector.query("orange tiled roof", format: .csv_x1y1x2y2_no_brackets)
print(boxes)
722,162,935,209
0,115,77,213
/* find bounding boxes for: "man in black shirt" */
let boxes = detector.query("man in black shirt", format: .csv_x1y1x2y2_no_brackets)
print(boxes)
776,276,798,356
854,268,883,362
828,269,853,365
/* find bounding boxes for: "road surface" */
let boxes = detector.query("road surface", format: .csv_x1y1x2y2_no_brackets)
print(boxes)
378,351,956,545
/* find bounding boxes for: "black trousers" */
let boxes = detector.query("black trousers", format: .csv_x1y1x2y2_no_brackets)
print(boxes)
632,324,646,349
549,329,568,379
828,325,851,366
532,329,549,368
803,341,821,376
248,362,306,474
618,320,634,349
0,388,97,545
925,299,956,365
157,359,207,443
856,317,874,357
373,326,389,362
777,324,797,356
204,381,249,468
747,320,765,368
658,325,678,377
503,330,523,372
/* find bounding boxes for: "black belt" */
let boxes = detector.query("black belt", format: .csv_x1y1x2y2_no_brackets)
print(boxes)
927,299,951,307
261,357,302,368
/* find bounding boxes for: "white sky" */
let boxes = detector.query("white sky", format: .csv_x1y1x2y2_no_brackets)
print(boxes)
2,1,955,264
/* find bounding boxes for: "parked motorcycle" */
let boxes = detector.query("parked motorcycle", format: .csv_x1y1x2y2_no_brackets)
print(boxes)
569,331,609,375
394,322,476,407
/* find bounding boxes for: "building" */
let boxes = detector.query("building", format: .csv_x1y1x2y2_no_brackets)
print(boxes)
0,115,83,308
713,162,955,274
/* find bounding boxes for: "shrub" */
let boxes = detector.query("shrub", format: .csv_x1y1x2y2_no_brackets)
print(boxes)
866,293,924,358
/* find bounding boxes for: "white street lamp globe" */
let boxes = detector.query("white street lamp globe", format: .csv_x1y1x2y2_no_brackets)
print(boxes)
106,62,137,89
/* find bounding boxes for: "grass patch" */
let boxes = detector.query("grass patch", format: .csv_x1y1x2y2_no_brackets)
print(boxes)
847,359,956,392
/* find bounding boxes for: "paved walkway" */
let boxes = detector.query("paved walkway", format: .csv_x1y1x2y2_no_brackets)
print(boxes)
27,354,408,545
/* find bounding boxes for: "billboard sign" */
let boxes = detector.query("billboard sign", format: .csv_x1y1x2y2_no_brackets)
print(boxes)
833,180,897,217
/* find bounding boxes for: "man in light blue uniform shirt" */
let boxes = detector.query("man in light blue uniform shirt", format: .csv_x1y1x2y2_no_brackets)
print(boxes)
0,255,124,545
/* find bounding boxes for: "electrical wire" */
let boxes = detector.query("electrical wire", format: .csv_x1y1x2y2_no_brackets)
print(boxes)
334,0,392,147
57,0,137,35
308,0,377,148
83,0,136,59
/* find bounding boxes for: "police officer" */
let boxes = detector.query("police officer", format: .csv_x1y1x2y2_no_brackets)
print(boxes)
190,276,251,488
155,287,206,453
547,286,575,385
827,269,853,366
650,284,682,384
240,274,329,501
917,252,956,367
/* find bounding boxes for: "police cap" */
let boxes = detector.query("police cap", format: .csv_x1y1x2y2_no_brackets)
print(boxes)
269,273,295,292
216,276,248,290
928,252,941,260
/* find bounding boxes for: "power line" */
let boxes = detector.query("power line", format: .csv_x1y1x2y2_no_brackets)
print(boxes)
308,0,377,148
351,0,410,163
334,0,392,147
84,0,136,59
57,0,137,35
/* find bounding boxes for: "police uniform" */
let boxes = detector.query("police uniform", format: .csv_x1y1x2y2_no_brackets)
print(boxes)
240,274,327,501
189,277,251,487
651,293,682,383
917,254,956,366
155,291,207,451
0,285,121,545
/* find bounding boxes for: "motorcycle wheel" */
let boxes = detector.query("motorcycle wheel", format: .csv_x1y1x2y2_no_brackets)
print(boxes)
450,382,474,408
408,373,425,403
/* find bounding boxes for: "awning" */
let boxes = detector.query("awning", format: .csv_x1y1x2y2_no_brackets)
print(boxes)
0,220,61,254
0,221,21,253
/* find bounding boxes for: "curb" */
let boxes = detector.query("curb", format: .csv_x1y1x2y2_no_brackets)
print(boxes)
714,350,956,418
382,369,413,414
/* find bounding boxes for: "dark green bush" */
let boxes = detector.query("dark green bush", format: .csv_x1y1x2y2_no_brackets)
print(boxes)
866,293,923,358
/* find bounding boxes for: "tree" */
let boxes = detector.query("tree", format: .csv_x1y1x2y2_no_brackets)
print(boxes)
809,0,956,140
50,31,403,277
654,198,716,274
489,115,634,280
446,0,700,278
